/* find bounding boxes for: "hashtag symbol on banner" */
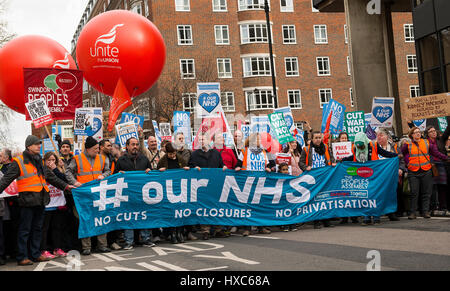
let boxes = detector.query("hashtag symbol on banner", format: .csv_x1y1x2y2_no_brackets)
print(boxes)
92,178,129,211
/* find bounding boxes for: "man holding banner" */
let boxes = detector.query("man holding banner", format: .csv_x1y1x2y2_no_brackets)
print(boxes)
0,135,73,266
65,136,111,255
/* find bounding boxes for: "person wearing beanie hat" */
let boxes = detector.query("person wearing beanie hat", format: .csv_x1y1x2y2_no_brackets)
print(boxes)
0,135,74,266
65,136,111,255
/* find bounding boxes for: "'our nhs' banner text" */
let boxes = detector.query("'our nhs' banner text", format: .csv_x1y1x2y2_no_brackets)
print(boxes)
72,158,399,238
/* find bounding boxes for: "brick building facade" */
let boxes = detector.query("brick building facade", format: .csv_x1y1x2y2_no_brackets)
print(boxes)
69,0,418,140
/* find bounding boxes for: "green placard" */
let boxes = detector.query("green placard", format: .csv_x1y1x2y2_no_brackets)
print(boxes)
268,112,295,144
437,117,448,132
344,111,366,141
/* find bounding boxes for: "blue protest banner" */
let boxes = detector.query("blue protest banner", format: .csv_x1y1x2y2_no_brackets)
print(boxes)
72,158,399,238
115,112,145,145
321,99,346,134
173,111,191,144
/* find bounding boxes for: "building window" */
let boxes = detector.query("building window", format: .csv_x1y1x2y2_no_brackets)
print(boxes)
407,55,417,73
409,85,420,98
404,24,414,42
91,95,97,107
294,122,304,130
242,56,271,77
347,56,351,75
319,88,332,108
177,25,193,45
316,57,331,76
215,25,230,45
314,25,328,44
349,88,354,107
182,93,197,112
238,0,268,11
217,58,232,78
280,0,293,12
221,92,235,112
246,89,275,111
311,0,319,12
175,0,190,11
240,23,268,44
123,0,127,10
288,90,302,109
282,25,296,44
213,0,227,11
285,57,299,76
131,2,142,14
83,99,90,108
180,59,195,79
344,24,348,44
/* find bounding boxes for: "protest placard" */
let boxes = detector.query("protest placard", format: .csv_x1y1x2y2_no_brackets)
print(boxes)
321,99,346,134
344,111,365,141
332,142,353,160
0,172,18,199
275,152,292,174
116,122,139,148
404,92,450,120
152,120,162,150
159,122,172,141
268,112,295,144
196,83,222,118
274,106,295,133
370,97,395,128
437,117,448,132
25,98,53,128
74,107,103,141
250,116,271,134
173,111,192,145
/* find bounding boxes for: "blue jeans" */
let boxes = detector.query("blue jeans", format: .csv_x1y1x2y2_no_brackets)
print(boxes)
364,216,380,222
17,206,45,261
124,229,151,245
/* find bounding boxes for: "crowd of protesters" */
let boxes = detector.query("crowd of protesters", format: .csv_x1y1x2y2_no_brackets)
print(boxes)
0,117,449,266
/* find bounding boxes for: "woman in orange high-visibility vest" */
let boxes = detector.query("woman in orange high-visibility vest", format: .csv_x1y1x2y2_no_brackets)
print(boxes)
401,127,448,220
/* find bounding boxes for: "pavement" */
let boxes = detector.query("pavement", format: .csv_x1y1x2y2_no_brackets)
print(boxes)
1,216,449,272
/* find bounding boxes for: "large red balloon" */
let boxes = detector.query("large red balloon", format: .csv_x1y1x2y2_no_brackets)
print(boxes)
0,35,77,115
76,10,166,97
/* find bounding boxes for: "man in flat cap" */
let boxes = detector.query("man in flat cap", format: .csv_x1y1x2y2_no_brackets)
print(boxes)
0,135,74,266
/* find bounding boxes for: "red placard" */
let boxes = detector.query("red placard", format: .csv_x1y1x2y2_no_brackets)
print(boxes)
23,68,83,120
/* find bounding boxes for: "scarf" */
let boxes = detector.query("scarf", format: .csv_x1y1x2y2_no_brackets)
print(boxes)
354,132,370,162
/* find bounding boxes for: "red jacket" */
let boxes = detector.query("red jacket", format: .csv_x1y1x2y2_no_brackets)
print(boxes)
215,146,237,169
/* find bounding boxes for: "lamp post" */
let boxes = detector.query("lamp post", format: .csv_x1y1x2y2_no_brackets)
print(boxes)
264,0,277,109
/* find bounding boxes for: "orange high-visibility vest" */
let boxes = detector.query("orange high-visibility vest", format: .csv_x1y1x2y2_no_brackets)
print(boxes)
12,155,49,193
352,142,378,161
75,153,105,184
304,144,331,166
241,148,268,171
407,139,432,172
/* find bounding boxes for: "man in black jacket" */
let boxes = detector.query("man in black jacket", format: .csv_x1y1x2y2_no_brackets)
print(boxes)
188,132,227,240
0,135,74,266
113,137,155,249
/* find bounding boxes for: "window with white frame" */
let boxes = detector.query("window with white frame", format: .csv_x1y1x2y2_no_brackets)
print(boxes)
285,57,299,76
131,2,142,14
344,24,348,44
182,93,197,112
316,57,330,76
238,0,268,11
83,79,89,93
294,122,304,130
282,25,296,44
144,1,149,16
280,0,293,12
246,89,276,111
288,90,302,109
407,55,417,73
221,92,235,112
213,0,227,11
349,88,354,107
404,24,414,42
242,56,271,77
409,85,420,98
314,25,327,44
240,23,268,44
215,25,230,44
217,58,232,78
175,0,190,11
83,99,90,108
91,94,97,107
123,0,127,10
347,56,351,75
318,88,332,108
177,25,193,45
311,0,319,12
180,59,195,79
